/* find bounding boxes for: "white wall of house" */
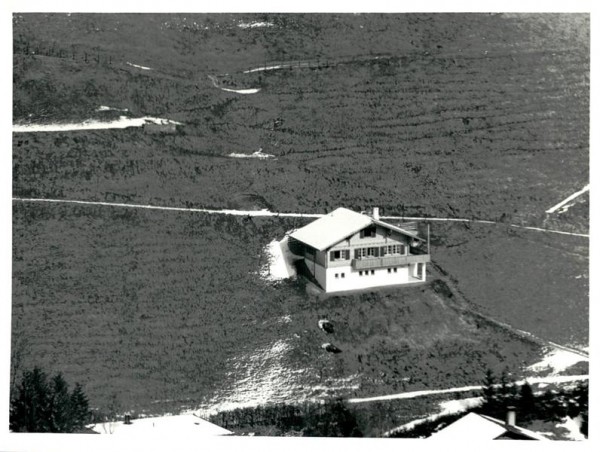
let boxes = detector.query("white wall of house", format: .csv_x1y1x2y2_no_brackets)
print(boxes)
320,264,426,293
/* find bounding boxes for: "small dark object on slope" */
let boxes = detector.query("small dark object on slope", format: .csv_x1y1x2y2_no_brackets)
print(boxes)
318,319,334,333
322,343,342,353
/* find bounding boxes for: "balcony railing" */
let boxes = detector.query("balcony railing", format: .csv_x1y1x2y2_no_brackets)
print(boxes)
351,253,430,270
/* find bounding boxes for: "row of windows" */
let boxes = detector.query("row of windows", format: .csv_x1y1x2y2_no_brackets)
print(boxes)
334,273,345,278
359,267,400,276
358,270,376,276
330,245,407,262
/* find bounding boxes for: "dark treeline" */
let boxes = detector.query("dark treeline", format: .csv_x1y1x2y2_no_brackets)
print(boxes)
209,398,362,437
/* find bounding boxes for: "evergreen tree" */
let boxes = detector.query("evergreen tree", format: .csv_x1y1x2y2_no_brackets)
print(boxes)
49,374,72,432
9,367,91,433
517,382,536,422
481,369,497,405
69,383,91,431
10,367,52,432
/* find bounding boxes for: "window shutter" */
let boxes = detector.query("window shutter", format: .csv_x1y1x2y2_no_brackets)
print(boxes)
355,249,360,259
330,251,335,261
360,230,365,238
343,250,349,260
380,246,386,256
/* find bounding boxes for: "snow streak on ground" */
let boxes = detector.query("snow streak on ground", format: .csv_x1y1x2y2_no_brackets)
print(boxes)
96,105,128,112
238,21,274,29
207,74,261,94
347,375,589,404
556,415,586,440
527,348,588,375
259,235,301,281
243,64,284,74
126,61,152,70
228,149,274,159
219,87,261,94
384,397,482,436
13,116,182,133
546,184,589,214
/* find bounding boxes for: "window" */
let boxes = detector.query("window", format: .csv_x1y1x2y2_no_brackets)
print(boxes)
359,271,363,276
360,226,376,238
393,267,398,273
330,249,350,261
387,268,391,273
335,273,339,278
384,244,406,255
341,273,345,278
371,270,375,275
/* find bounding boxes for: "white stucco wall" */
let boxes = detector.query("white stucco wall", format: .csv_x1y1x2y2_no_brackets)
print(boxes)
322,264,426,293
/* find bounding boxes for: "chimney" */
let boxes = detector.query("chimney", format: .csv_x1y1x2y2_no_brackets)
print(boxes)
372,207,380,220
505,406,516,427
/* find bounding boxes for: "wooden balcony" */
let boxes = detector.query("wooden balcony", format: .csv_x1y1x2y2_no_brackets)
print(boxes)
351,253,430,270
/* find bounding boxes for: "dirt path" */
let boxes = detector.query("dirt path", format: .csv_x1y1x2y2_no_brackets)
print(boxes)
381,216,589,238
347,374,588,404
545,184,590,214
12,198,588,238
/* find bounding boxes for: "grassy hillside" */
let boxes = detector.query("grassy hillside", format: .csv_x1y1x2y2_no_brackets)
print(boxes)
13,13,589,230
11,13,588,425
13,202,542,415
431,222,588,346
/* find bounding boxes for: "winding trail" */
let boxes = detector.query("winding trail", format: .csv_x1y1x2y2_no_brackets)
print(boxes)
11,197,588,238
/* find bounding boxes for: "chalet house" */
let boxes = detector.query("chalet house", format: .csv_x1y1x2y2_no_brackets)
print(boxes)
289,207,430,293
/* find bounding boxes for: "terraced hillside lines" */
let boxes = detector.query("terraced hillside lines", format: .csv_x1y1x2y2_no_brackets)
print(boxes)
13,14,589,233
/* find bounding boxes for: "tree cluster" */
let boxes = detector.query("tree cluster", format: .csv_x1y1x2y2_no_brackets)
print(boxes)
478,369,588,433
210,399,362,437
10,367,91,433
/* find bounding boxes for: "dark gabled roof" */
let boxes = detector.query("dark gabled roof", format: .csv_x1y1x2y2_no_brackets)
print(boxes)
289,207,425,251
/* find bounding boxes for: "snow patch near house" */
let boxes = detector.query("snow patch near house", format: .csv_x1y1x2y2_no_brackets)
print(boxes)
528,348,588,375
556,415,586,440
238,21,274,29
198,340,307,416
259,235,301,281
385,396,482,436
13,116,182,133
229,149,275,159
126,61,152,70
